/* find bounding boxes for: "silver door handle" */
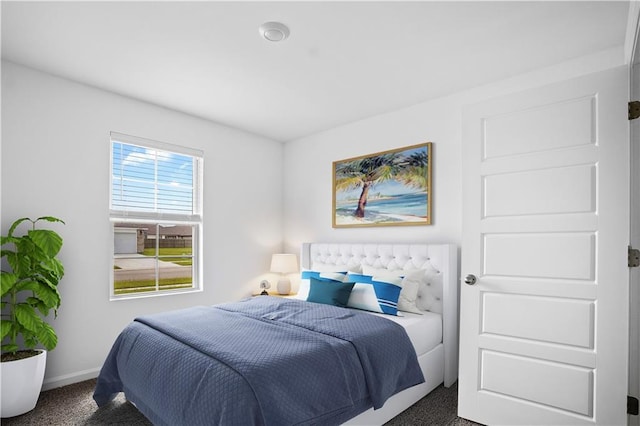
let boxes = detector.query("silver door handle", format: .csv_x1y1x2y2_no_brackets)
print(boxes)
464,274,477,285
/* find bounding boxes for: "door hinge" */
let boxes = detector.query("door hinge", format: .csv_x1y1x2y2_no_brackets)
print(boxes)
629,396,639,415
630,246,640,268
630,101,640,120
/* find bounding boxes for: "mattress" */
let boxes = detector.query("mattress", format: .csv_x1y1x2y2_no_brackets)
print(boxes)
289,294,443,357
369,310,442,357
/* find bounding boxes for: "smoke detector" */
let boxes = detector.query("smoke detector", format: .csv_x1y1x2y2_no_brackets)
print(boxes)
259,22,290,42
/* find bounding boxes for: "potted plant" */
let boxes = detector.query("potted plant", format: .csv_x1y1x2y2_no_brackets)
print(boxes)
1,216,64,418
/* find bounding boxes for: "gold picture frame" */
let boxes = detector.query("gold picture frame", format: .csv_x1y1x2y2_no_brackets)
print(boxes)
332,142,432,228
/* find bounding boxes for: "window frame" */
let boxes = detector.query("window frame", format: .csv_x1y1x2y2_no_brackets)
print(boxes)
109,132,204,300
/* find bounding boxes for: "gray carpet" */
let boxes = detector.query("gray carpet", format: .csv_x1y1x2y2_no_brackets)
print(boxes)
2,378,482,425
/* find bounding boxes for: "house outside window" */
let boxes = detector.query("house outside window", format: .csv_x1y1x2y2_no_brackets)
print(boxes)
110,132,203,299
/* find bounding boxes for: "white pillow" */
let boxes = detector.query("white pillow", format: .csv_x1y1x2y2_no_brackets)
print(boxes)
396,271,424,314
361,265,424,314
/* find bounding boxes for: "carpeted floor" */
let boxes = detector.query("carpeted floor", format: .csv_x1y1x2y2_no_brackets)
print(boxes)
1,378,482,425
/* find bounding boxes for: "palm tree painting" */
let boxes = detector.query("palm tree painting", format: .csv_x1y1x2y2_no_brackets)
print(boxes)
333,142,432,228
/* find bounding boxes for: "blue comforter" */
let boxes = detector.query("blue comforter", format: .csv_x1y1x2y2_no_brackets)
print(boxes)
93,297,424,425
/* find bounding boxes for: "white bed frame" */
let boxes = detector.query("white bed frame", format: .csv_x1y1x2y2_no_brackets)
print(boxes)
300,242,458,425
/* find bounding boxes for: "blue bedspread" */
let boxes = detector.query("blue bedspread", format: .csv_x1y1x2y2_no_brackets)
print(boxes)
93,297,424,425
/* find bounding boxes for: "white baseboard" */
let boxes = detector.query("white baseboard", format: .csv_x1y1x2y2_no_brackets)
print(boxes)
42,367,101,391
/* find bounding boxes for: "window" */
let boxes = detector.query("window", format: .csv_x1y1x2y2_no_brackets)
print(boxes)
110,132,203,299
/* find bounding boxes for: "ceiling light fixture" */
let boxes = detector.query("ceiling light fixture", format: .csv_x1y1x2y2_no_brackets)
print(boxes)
259,21,290,42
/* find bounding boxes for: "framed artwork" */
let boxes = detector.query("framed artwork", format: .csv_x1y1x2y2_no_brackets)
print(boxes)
332,142,432,228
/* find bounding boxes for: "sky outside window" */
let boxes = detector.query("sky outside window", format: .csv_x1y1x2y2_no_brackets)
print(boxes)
112,142,194,214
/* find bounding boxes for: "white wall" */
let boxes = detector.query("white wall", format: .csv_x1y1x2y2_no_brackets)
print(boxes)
282,47,625,287
1,61,284,389
0,44,627,390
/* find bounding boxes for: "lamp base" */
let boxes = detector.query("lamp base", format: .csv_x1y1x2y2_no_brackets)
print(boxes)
277,277,291,295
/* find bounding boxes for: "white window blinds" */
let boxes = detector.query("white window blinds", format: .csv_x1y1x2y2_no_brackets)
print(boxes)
110,132,203,221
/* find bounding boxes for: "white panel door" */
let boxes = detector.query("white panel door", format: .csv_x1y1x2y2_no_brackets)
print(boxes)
458,67,629,425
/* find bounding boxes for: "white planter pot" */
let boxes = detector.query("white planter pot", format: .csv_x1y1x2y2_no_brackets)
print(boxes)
0,350,46,418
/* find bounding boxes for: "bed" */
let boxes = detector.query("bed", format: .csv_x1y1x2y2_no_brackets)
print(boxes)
93,242,458,425
299,243,458,425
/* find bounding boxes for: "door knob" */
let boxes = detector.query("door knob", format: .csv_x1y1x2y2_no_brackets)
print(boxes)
464,274,477,285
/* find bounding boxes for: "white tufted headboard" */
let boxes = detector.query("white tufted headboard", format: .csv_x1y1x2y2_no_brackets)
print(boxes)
300,242,459,386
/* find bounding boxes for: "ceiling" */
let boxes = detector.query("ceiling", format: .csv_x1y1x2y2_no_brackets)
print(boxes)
1,1,630,142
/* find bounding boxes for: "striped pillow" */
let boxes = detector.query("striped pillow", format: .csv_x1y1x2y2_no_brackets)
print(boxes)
345,273,403,316
361,266,425,315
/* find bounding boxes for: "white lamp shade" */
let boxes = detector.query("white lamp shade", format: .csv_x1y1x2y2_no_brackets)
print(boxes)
270,254,298,273
270,254,297,295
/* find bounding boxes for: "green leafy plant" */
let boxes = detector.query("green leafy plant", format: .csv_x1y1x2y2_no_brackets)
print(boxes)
1,217,64,361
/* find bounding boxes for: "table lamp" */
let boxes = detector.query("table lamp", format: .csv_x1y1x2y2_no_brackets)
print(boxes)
270,253,298,295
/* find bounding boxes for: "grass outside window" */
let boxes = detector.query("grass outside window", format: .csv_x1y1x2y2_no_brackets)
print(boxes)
114,247,193,295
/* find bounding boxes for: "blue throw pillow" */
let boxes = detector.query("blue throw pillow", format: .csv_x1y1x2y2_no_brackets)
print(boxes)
297,271,348,300
306,277,355,308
